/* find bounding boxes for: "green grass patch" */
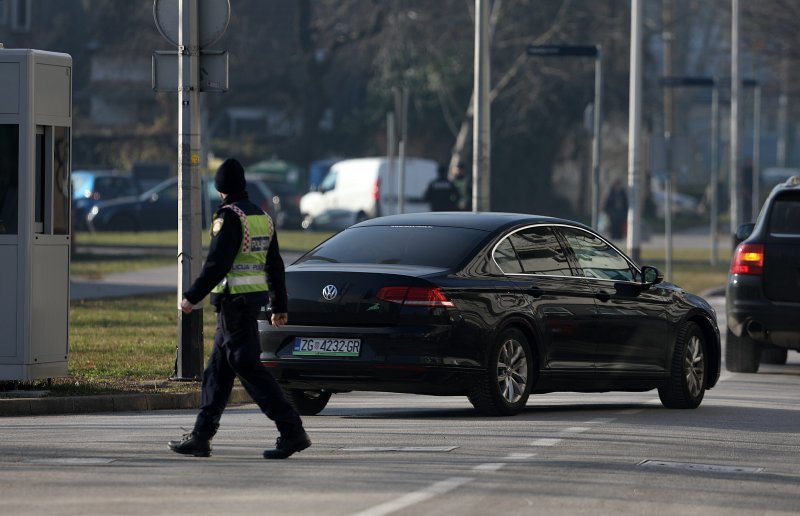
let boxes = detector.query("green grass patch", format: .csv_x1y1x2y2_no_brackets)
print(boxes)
74,229,334,251
71,253,174,277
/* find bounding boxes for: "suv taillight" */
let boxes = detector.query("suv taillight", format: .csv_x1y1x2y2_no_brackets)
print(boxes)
377,286,454,307
730,243,764,275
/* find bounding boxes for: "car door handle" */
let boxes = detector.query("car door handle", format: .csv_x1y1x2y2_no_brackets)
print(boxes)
527,286,544,298
595,291,611,302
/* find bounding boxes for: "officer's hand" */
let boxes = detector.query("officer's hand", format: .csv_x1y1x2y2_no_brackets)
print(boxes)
271,312,288,327
180,298,194,314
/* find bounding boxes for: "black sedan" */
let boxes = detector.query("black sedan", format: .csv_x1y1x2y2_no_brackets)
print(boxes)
260,212,720,416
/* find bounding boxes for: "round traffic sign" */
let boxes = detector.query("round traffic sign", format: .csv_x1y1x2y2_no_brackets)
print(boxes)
153,0,231,48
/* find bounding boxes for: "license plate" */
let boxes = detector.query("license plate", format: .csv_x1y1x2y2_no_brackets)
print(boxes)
293,337,361,357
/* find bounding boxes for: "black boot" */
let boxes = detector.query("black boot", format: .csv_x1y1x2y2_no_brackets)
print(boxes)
168,432,212,457
263,431,311,459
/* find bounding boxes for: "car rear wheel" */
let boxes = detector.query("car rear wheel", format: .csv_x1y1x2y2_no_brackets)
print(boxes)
659,322,706,409
760,347,788,365
281,388,331,416
468,328,534,416
725,329,760,373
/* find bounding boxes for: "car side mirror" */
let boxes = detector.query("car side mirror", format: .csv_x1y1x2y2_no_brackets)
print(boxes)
735,223,755,244
641,265,663,286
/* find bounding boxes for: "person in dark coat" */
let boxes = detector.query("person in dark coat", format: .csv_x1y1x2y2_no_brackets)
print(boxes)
168,158,310,460
604,178,629,240
423,164,459,211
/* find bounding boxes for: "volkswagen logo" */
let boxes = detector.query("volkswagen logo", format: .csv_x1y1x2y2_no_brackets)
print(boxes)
321,284,338,300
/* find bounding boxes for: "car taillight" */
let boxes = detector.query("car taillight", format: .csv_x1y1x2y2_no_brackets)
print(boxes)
373,177,381,202
730,243,764,275
377,286,454,307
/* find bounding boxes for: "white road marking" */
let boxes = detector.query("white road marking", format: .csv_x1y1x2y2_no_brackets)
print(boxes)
618,408,643,415
472,463,506,471
351,476,474,516
530,438,562,446
340,446,458,453
586,417,616,424
505,453,537,460
562,426,590,433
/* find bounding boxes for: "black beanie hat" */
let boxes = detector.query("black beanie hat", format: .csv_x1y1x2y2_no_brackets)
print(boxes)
214,158,246,194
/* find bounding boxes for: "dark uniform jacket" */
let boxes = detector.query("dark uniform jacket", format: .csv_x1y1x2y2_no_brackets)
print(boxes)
183,191,288,312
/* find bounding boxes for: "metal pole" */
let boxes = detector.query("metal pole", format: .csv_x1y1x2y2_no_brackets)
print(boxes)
626,0,643,263
730,0,742,241
662,0,673,282
710,85,720,266
752,84,761,221
386,111,396,213
398,88,408,214
473,0,491,212
175,0,203,380
590,47,603,230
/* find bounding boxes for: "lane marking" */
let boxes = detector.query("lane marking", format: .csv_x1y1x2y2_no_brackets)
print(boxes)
562,426,590,433
638,460,764,474
472,463,506,472
506,453,536,460
618,408,643,415
530,438,561,446
587,417,616,424
351,476,474,516
340,446,458,453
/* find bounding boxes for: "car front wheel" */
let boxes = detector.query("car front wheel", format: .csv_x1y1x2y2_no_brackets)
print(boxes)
659,321,706,409
468,327,534,416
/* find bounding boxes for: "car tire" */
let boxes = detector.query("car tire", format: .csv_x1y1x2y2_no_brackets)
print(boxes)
467,327,534,416
760,347,788,365
725,328,760,373
281,388,331,416
658,321,706,409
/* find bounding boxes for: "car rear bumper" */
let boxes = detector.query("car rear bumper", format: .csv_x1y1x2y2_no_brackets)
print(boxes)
727,276,800,348
258,322,484,394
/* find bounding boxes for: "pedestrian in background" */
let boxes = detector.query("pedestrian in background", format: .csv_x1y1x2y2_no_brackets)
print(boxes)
450,162,472,211
603,178,628,240
423,164,459,211
168,158,310,460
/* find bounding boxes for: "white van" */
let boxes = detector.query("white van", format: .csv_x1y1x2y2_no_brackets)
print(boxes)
299,157,438,228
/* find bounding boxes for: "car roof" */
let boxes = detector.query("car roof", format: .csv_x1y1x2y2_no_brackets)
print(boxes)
352,211,580,232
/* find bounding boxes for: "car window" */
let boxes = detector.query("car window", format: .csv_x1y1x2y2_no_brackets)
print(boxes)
297,225,487,268
768,197,800,236
559,227,635,281
319,170,337,192
495,226,571,276
493,238,523,273
158,181,179,201
95,177,138,199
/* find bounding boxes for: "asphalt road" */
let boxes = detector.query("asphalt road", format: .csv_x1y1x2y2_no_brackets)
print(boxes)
2,298,800,515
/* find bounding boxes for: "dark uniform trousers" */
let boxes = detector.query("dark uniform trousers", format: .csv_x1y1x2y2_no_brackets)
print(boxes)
193,297,303,439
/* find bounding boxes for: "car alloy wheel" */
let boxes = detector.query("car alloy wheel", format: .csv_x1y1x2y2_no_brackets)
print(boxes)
468,327,534,416
658,321,707,409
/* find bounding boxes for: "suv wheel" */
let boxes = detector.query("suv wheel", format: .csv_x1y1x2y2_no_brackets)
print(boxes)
659,322,706,409
725,329,760,373
760,347,788,365
281,388,331,416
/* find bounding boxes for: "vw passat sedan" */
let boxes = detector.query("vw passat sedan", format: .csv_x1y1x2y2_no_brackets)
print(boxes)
260,212,720,416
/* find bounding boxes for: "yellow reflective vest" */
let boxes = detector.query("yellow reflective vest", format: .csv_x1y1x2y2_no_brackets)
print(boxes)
211,203,274,296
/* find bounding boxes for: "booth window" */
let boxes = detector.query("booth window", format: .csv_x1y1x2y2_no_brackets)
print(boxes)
52,127,70,234
0,124,19,235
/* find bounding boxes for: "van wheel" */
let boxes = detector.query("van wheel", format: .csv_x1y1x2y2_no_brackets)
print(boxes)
725,329,760,373
760,347,788,365
355,212,368,223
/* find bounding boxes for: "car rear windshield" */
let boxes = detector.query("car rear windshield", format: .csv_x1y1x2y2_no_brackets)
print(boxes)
768,195,800,236
297,225,487,268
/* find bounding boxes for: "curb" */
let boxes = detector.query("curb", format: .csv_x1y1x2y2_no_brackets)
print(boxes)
0,387,253,417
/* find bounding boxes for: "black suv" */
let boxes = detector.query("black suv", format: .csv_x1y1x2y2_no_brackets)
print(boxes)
726,175,800,372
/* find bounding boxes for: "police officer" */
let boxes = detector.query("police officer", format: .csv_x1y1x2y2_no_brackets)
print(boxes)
168,158,310,459
423,164,459,211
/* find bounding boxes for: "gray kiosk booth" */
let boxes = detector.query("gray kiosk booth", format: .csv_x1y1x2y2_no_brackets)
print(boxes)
0,48,72,381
